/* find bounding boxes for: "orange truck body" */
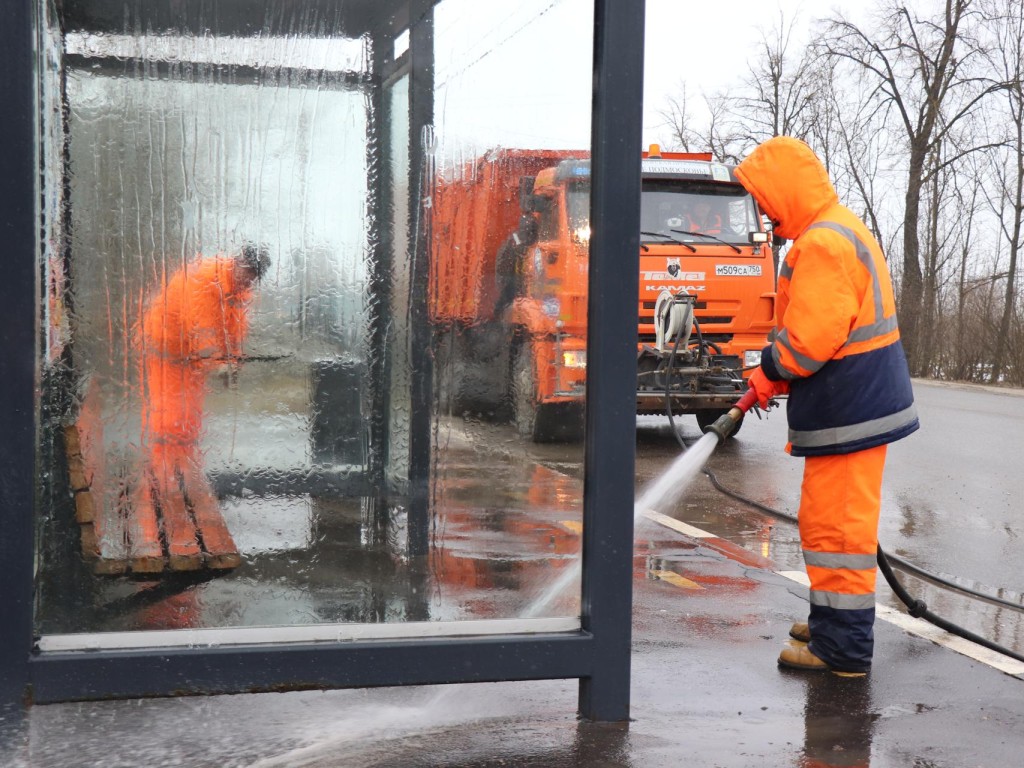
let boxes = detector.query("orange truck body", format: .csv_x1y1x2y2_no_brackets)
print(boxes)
430,147,776,440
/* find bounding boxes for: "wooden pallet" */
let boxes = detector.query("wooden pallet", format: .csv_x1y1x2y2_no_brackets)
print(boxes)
64,423,242,577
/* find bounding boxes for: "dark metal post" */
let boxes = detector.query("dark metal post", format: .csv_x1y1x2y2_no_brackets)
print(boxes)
405,0,435,558
366,34,395,531
578,0,645,722
0,0,38,710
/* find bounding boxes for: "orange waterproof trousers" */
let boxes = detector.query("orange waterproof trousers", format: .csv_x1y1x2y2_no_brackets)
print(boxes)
143,354,206,446
142,352,208,490
799,444,887,673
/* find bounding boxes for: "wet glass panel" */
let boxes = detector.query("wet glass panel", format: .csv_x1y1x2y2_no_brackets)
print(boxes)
426,0,593,624
33,0,594,646
385,74,412,493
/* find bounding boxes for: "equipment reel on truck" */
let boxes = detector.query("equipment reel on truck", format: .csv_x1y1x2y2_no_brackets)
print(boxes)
639,290,748,435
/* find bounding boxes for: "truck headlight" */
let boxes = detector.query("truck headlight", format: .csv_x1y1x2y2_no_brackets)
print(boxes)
562,350,587,368
744,350,763,368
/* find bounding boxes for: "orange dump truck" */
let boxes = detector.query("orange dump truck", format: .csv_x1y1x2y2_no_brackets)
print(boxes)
430,146,776,441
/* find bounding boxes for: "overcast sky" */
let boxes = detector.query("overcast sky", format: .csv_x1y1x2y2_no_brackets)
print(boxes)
642,0,862,145
433,0,864,160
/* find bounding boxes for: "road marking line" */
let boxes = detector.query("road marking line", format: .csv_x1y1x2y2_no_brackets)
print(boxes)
875,604,1024,676
641,509,715,538
775,570,1024,677
777,570,810,586
648,516,1024,679
651,569,703,590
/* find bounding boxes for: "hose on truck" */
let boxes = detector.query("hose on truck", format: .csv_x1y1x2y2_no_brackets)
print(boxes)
658,371,1024,665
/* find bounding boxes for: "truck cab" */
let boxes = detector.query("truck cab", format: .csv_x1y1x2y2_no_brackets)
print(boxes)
635,147,777,430
429,147,775,442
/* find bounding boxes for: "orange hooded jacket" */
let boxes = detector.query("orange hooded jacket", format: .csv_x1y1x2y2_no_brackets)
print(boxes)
735,137,918,456
141,255,253,444
142,255,252,363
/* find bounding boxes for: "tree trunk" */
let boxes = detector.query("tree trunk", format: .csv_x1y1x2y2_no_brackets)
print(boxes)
899,147,927,375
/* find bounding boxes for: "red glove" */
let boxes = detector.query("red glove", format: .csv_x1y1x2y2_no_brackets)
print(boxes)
747,367,789,409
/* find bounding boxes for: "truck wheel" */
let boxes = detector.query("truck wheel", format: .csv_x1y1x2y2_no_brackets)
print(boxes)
512,342,539,439
695,409,742,438
512,342,584,443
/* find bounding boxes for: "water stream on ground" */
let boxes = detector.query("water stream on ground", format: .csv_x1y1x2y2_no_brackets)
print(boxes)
525,431,719,618
251,431,724,766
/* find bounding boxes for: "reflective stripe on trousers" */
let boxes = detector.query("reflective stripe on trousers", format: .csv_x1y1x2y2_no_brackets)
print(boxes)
800,444,887,672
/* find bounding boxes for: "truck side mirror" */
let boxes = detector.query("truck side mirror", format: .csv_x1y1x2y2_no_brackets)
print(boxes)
516,215,538,246
519,176,537,212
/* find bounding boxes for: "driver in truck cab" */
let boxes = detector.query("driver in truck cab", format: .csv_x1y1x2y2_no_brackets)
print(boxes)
683,197,722,235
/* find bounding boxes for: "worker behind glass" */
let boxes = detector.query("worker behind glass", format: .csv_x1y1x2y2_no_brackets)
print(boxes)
139,243,271,510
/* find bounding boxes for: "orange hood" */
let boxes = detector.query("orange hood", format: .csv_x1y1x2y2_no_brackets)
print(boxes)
734,136,838,241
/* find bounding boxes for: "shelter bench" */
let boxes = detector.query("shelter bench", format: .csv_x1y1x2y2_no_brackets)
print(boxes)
64,423,241,576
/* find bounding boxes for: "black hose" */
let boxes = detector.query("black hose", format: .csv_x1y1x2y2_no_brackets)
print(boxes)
664,399,1024,664
880,549,1024,614
662,314,694,434
702,465,1024,615
700,463,1024,664
654,311,1024,662
875,544,1024,664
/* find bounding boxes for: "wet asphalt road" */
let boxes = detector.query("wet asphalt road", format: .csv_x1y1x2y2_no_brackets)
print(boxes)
5,379,1024,767
638,378,1024,660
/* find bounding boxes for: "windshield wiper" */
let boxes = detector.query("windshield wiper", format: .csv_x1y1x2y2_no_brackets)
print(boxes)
639,231,697,253
670,229,742,253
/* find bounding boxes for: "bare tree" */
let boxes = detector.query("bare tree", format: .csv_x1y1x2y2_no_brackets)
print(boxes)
948,159,984,380
825,0,1005,375
729,9,820,148
656,82,700,152
703,93,745,163
817,66,901,250
982,0,1024,384
918,138,969,375
660,10,822,162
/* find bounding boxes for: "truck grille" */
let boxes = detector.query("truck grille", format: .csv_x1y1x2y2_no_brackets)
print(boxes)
638,330,735,346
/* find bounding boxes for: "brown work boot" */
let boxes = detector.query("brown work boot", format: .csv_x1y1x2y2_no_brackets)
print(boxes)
789,622,810,643
777,644,867,678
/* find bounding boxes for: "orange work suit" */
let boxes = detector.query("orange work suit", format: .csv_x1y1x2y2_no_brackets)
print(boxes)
685,212,722,235
735,136,918,673
140,256,253,488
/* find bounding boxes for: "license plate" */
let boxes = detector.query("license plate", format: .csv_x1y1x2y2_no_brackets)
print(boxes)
716,264,762,276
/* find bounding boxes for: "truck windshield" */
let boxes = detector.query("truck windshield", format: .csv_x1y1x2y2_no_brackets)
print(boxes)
566,184,590,243
640,181,758,245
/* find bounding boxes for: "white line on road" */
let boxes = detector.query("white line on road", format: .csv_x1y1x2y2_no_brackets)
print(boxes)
650,516,1024,677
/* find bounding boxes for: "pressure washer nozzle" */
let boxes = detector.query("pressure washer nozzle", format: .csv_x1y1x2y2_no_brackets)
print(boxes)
702,389,759,440
703,406,744,441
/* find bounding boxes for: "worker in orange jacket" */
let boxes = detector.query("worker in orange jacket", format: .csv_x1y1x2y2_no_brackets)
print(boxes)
735,137,918,676
140,245,270,500
683,197,722,235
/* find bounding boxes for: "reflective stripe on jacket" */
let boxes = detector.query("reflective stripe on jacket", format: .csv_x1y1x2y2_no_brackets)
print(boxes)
735,136,919,457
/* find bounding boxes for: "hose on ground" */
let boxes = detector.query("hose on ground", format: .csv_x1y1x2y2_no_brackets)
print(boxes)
661,404,1024,665
699,460,1024,665
701,465,1024,615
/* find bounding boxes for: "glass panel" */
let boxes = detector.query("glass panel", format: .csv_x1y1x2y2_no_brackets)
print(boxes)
34,0,594,645
385,74,411,492
640,182,759,245
427,0,593,622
